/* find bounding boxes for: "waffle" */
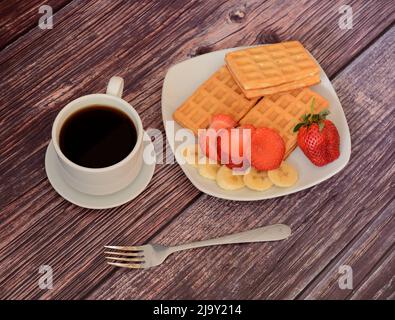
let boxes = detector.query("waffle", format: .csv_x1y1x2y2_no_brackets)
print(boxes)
173,66,258,134
239,88,329,158
225,41,320,91
228,66,320,98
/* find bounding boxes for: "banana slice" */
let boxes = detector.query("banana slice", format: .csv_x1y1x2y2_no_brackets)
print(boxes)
268,162,298,187
243,168,273,191
198,162,220,180
181,144,200,167
216,166,245,190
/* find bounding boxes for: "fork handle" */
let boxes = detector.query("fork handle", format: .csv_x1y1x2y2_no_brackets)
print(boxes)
169,224,291,253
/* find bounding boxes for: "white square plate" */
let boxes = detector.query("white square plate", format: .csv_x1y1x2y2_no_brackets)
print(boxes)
161,46,351,201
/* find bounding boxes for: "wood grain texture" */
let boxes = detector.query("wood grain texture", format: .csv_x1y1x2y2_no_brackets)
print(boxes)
350,247,395,299
0,0,71,49
0,0,394,299
300,201,394,299
88,26,395,300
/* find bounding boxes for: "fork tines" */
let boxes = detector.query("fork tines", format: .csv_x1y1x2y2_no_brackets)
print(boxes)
104,245,146,269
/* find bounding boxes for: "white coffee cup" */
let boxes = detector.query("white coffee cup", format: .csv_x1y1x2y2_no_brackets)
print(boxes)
51,76,144,196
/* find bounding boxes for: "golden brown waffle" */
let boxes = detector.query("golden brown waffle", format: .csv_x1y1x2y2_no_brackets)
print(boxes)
225,41,320,91
232,71,320,98
173,66,258,134
239,88,329,158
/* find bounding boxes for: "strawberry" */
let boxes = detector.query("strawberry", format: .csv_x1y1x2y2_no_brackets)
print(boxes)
294,100,340,167
198,114,237,161
210,114,237,131
217,126,253,169
198,129,219,161
235,124,255,168
239,124,256,134
251,127,285,170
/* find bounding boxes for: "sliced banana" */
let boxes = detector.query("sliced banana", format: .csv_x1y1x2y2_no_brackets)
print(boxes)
268,162,298,187
243,168,273,191
198,162,220,180
216,166,245,190
181,144,200,167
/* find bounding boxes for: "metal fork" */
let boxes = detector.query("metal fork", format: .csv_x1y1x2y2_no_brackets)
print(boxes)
105,224,291,269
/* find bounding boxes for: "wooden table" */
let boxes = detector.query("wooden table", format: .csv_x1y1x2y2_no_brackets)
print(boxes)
0,0,394,300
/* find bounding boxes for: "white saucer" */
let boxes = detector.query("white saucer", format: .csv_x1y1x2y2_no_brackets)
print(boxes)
45,137,156,209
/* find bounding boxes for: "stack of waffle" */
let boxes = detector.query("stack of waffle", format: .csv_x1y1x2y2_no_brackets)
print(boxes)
225,41,320,98
173,41,328,158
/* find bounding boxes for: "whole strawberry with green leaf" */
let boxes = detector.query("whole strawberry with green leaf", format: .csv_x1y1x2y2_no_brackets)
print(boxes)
294,99,340,167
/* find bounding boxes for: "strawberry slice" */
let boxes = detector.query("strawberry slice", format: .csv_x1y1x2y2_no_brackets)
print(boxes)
251,128,285,171
198,114,237,161
239,124,256,133
198,129,218,161
217,127,253,169
210,114,237,131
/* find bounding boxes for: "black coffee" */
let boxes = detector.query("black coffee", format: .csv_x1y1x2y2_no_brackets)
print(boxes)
59,105,137,168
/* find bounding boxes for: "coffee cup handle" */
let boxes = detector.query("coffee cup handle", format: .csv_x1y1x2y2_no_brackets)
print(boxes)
106,76,124,98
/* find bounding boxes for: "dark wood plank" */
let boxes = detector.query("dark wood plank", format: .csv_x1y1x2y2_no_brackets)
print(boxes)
0,0,393,299
0,0,72,49
350,248,394,300
299,201,394,299
88,26,395,299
